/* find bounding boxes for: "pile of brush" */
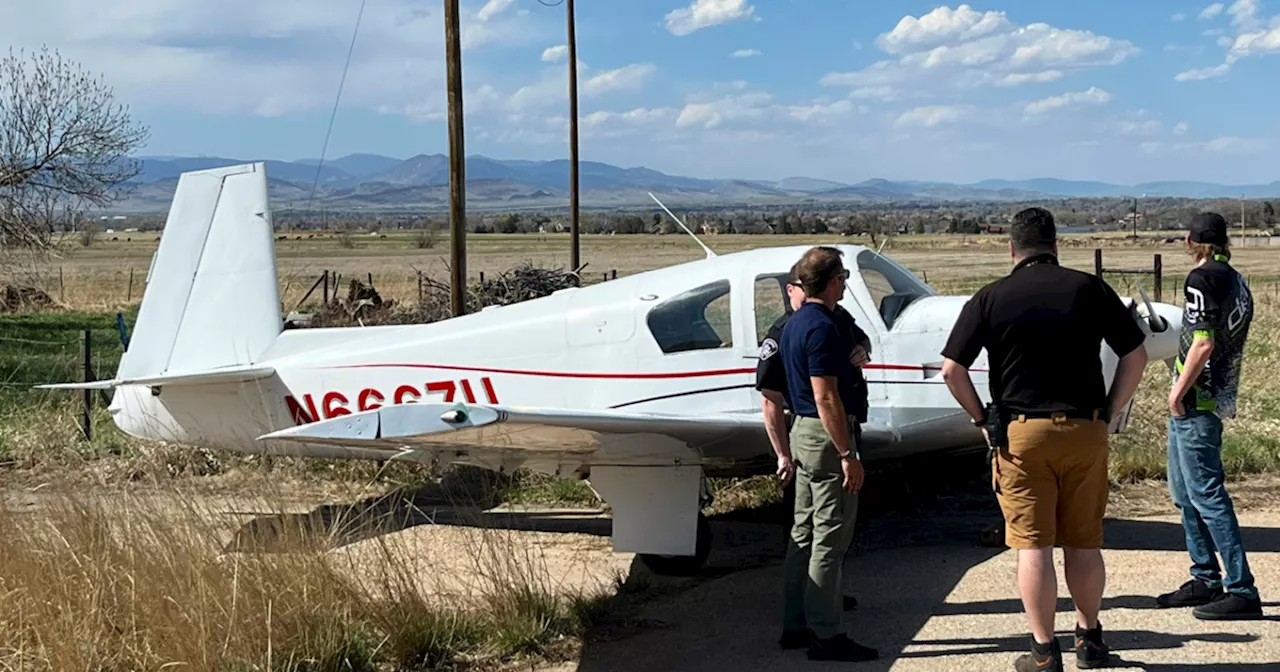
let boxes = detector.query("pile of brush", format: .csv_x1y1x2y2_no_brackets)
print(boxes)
305,262,582,328
405,262,581,323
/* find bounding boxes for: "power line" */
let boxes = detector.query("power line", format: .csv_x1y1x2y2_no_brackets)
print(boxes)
306,0,368,218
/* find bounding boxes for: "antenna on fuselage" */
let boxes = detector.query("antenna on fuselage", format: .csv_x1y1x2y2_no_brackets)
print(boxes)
648,191,716,259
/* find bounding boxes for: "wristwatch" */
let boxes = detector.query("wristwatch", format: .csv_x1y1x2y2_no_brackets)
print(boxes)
972,414,987,428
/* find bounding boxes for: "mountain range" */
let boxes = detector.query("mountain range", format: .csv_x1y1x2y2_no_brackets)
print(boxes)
109,153,1280,214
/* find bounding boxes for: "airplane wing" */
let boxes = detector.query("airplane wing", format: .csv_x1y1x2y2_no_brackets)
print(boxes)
257,402,897,469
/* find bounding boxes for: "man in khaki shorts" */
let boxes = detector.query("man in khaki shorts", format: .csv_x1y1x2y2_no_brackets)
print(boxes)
940,207,1149,672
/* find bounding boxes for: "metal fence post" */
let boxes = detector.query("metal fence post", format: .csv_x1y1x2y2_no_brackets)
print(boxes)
81,329,92,442
1154,254,1163,303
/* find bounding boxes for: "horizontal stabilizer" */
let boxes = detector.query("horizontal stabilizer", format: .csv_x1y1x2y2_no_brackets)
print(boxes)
37,365,276,391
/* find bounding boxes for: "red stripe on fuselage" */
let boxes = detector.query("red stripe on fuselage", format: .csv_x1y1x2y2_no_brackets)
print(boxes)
324,362,986,378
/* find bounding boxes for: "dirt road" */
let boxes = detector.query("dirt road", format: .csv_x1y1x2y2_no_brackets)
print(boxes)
551,505,1280,671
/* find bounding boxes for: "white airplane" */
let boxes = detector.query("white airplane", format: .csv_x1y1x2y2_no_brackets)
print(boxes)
42,163,1184,575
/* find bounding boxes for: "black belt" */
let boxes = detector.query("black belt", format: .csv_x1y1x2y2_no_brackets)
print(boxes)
1008,409,1104,422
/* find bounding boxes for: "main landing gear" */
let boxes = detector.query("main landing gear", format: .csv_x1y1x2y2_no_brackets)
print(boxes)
637,512,712,576
636,476,714,576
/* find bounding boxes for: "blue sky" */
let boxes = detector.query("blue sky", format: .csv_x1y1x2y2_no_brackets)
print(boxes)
4,1,1279,184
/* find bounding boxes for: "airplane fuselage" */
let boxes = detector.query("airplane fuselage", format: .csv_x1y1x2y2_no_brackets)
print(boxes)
108,244,1006,476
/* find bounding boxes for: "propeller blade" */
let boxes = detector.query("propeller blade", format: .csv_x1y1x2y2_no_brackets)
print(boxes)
1136,281,1168,333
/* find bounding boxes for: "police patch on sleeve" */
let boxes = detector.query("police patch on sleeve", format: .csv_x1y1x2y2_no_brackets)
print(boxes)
759,338,778,360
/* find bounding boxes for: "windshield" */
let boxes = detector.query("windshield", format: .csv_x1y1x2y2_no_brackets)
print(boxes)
855,249,935,330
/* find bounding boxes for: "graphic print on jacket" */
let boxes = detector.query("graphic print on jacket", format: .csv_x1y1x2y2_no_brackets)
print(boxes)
1176,255,1253,418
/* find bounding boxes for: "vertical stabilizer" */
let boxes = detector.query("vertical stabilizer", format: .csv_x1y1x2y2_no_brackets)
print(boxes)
118,162,281,379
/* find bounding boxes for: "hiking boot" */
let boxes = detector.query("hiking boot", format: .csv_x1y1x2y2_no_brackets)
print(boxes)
1193,592,1263,621
1074,623,1113,669
1014,637,1062,672
806,634,879,662
843,594,859,610
779,629,813,649
1156,578,1222,608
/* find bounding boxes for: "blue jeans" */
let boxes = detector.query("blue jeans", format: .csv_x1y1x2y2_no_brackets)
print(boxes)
1167,410,1257,597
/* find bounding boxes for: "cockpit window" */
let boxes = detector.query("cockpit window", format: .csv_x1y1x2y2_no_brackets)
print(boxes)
754,273,789,344
646,279,734,353
856,249,934,330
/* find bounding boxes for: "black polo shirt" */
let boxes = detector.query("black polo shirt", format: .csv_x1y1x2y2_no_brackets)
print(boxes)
940,254,1146,415
756,305,870,422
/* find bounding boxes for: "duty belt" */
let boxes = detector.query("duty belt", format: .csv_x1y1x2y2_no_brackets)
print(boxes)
1008,408,1105,423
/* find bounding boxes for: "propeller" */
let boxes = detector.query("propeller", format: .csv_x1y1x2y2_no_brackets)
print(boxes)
1135,280,1168,334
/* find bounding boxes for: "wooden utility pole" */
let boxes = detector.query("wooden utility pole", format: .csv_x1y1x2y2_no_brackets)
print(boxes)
444,0,467,316
566,0,581,277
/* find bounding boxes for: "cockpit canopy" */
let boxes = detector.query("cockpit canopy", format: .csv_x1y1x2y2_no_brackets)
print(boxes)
853,248,935,330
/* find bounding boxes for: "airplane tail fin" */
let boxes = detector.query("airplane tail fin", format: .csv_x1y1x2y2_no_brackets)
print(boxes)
117,162,282,381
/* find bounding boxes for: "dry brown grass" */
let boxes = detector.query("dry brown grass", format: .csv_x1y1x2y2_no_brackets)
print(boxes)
0,478,616,672
12,230,1277,313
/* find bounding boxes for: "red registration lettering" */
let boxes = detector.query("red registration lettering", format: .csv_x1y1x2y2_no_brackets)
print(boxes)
395,385,421,404
286,377,500,425
426,380,456,402
358,388,384,411
323,391,351,417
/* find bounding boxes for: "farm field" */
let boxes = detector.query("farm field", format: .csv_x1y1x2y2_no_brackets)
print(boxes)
1,231,1278,670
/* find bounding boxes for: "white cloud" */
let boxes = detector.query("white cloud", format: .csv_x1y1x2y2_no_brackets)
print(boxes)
0,0,547,118
821,6,1137,94
542,44,568,62
1228,0,1261,28
785,100,865,123
477,0,514,23
1176,1,1280,80
502,60,654,112
1146,136,1272,155
731,48,762,58
1117,119,1164,136
1228,25,1280,59
847,86,901,101
1174,121,1190,135
677,89,773,128
583,63,657,95
1175,63,1231,79
1023,87,1113,115
996,70,1064,87
665,0,755,36
1199,3,1226,20
1173,12,1188,22
875,4,1013,54
1203,135,1270,153
669,84,862,131
894,105,974,128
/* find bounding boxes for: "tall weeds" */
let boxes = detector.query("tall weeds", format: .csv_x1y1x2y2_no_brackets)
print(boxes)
0,482,605,671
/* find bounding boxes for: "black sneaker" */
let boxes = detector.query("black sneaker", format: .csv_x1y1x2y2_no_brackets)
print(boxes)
1014,637,1062,672
843,594,858,610
806,634,879,662
1074,623,1113,669
1193,592,1263,621
779,628,813,649
1156,578,1223,608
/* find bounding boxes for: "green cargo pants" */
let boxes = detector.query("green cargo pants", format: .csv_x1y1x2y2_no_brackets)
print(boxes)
782,415,860,640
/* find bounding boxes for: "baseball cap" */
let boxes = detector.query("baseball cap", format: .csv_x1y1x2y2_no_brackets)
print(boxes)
1188,212,1229,246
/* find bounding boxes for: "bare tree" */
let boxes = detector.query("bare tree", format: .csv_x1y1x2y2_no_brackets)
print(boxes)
0,46,148,251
